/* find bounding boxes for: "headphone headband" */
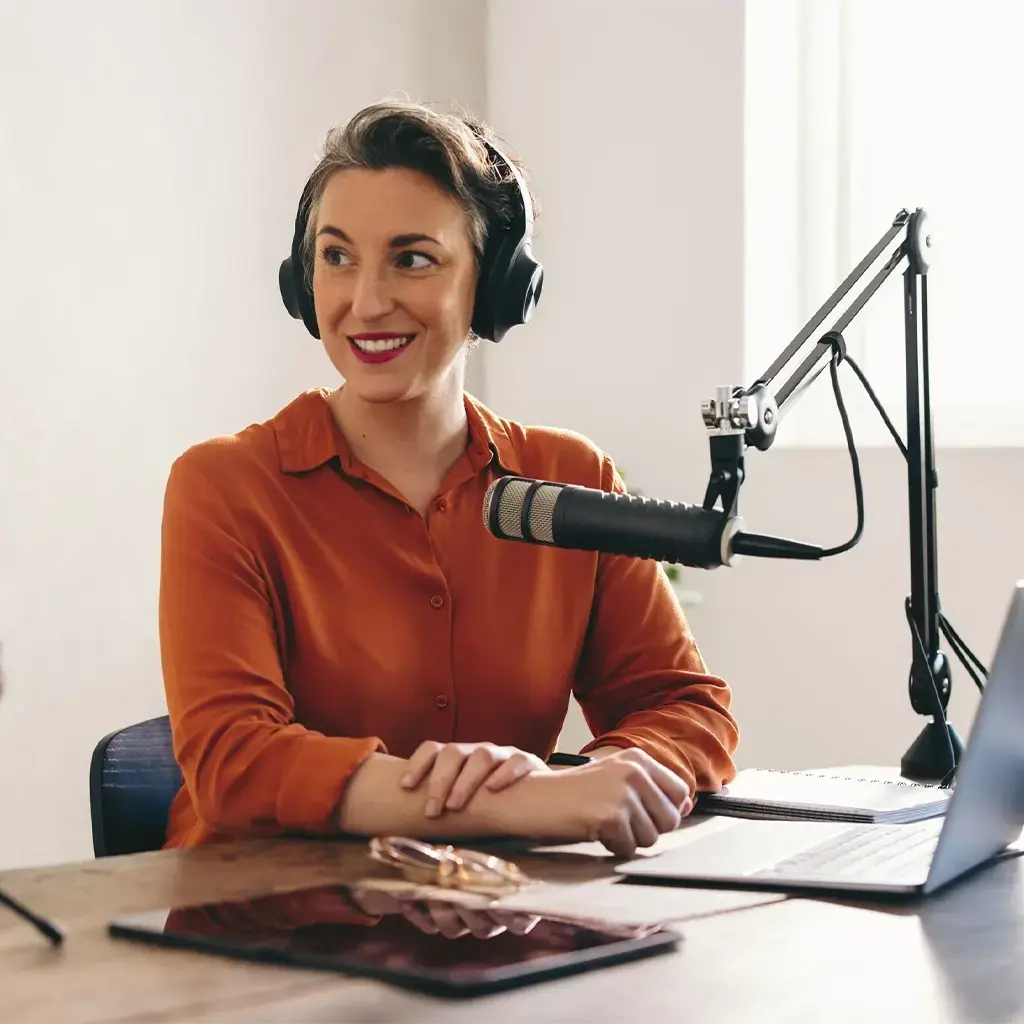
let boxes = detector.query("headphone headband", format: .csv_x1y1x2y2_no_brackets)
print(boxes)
480,137,534,237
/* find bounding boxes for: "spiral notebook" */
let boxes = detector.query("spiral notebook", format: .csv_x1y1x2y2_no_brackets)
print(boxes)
698,768,952,824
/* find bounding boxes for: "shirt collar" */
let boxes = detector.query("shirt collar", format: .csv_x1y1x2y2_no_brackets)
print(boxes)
272,390,345,474
464,392,522,476
272,389,522,477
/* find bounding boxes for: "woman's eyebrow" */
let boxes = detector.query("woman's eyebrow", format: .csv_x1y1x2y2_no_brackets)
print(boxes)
315,225,350,241
389,232,442,248
315,226,442,248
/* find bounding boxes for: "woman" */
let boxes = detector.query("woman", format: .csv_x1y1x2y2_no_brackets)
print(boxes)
160,100,738,859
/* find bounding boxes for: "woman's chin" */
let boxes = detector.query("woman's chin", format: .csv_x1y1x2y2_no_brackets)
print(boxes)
342,373,418,405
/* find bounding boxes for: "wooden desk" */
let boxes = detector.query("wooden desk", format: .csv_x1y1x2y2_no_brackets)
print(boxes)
1,836,1023,1024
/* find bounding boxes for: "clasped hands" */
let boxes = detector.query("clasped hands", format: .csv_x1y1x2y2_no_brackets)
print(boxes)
399,740,694,858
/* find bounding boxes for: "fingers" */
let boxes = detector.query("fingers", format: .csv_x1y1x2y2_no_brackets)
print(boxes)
423,900,507,940
403,900,507,940
424,901,469,939
620,748,693,812
400,901,440,935
598,792,660,858
500,912,541,936
628,795,661,850
404,742,545,818
598,806,639,859
482,751,537,793
349,890,515,942
345,888,403,917
444,745,505,811
631,768,684,834
451,905,507,940
420,745,471,817
401,741,443,791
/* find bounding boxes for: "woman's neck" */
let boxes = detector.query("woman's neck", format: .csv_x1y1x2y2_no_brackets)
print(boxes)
328,380,469,484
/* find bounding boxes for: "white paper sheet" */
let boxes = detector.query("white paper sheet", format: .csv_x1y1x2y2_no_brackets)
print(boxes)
492,876,784,927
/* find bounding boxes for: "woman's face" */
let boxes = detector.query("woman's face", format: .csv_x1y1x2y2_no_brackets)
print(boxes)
311,166,479,405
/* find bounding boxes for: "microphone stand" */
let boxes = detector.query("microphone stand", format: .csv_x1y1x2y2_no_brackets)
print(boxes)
700,208,963,784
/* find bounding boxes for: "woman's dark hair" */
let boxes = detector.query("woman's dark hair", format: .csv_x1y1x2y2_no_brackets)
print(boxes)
300,99,539,287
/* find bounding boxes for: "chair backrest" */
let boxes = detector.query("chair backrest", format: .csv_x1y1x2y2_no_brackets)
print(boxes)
89,715,182,857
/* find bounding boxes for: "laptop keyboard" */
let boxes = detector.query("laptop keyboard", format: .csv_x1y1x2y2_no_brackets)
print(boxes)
757,819,944,880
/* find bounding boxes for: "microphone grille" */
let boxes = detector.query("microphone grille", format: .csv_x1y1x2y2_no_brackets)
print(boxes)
482,476,564,543
483,477,531,538
527,483,560,544
495,477,531,538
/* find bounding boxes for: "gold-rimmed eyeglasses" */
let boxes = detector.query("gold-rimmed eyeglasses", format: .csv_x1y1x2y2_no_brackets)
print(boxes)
368,836,531,895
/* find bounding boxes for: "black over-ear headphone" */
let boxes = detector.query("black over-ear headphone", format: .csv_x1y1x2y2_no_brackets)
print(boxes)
278,139,544,344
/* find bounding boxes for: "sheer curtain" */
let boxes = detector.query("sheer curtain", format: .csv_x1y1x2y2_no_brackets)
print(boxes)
746,0,1024,447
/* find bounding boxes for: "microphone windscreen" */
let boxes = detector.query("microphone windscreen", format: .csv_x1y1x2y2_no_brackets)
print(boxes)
482,476,565,543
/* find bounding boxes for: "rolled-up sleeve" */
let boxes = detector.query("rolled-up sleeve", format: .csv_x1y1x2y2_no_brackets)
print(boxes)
572,459,739,794
159,451,384,838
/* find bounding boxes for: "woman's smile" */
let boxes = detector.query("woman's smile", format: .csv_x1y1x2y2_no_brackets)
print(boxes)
347,332,417,364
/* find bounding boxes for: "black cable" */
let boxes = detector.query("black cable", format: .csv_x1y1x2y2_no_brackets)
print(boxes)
757,342,862,559
904,597,958,788
840,352,986,692
0,653,64,947
939,617,986,692
939,613,989,681
843,354,909,459
817,347,865,557
937,618,987,692
0,887,64,946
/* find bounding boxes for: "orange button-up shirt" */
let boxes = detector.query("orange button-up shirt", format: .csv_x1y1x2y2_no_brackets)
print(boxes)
159,390,738,848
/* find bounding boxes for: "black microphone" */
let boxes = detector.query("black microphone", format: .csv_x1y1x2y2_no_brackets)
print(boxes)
482,476,825,568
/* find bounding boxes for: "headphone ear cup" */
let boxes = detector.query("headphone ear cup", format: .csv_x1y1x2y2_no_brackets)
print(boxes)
281,184,321,339
470,255,500,343
279,257,302,319
472,234,544,344
280,253,320,339
503,241,544,330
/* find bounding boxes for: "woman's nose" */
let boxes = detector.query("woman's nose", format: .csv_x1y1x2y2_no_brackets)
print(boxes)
349,265,395,321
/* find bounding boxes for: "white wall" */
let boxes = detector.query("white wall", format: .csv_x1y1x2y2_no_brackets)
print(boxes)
0,0,486,870
484,0,1024,771
486,0,745,491
485,0,747,753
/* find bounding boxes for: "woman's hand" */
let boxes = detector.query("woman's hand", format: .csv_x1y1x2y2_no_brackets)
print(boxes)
541,747,694,858
349,888,541,940
400,741,549,818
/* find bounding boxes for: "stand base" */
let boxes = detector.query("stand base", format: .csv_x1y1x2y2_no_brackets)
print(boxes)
900,718,965,784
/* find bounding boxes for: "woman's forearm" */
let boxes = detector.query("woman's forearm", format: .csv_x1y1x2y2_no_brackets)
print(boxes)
335,752,560,840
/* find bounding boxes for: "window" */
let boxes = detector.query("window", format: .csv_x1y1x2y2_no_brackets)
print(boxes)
745,0,1024,448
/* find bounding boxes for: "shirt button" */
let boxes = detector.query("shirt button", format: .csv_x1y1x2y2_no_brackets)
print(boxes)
430,595,445,609
434,694,449,709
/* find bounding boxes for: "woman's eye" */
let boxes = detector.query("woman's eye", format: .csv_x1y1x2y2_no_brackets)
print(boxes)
321,247,349,267
397,251,435,270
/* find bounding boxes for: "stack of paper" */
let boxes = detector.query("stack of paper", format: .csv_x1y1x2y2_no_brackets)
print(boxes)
699,767,951,823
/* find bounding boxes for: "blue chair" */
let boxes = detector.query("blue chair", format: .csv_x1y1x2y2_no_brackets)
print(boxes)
89,714,182,857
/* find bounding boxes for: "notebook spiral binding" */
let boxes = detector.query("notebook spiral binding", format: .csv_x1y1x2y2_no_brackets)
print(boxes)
750,768,931,790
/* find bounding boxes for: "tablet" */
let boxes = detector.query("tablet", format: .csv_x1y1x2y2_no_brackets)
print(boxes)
108,882,681,997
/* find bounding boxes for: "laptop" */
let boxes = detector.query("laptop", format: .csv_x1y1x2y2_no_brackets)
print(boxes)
617,581,1024,897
